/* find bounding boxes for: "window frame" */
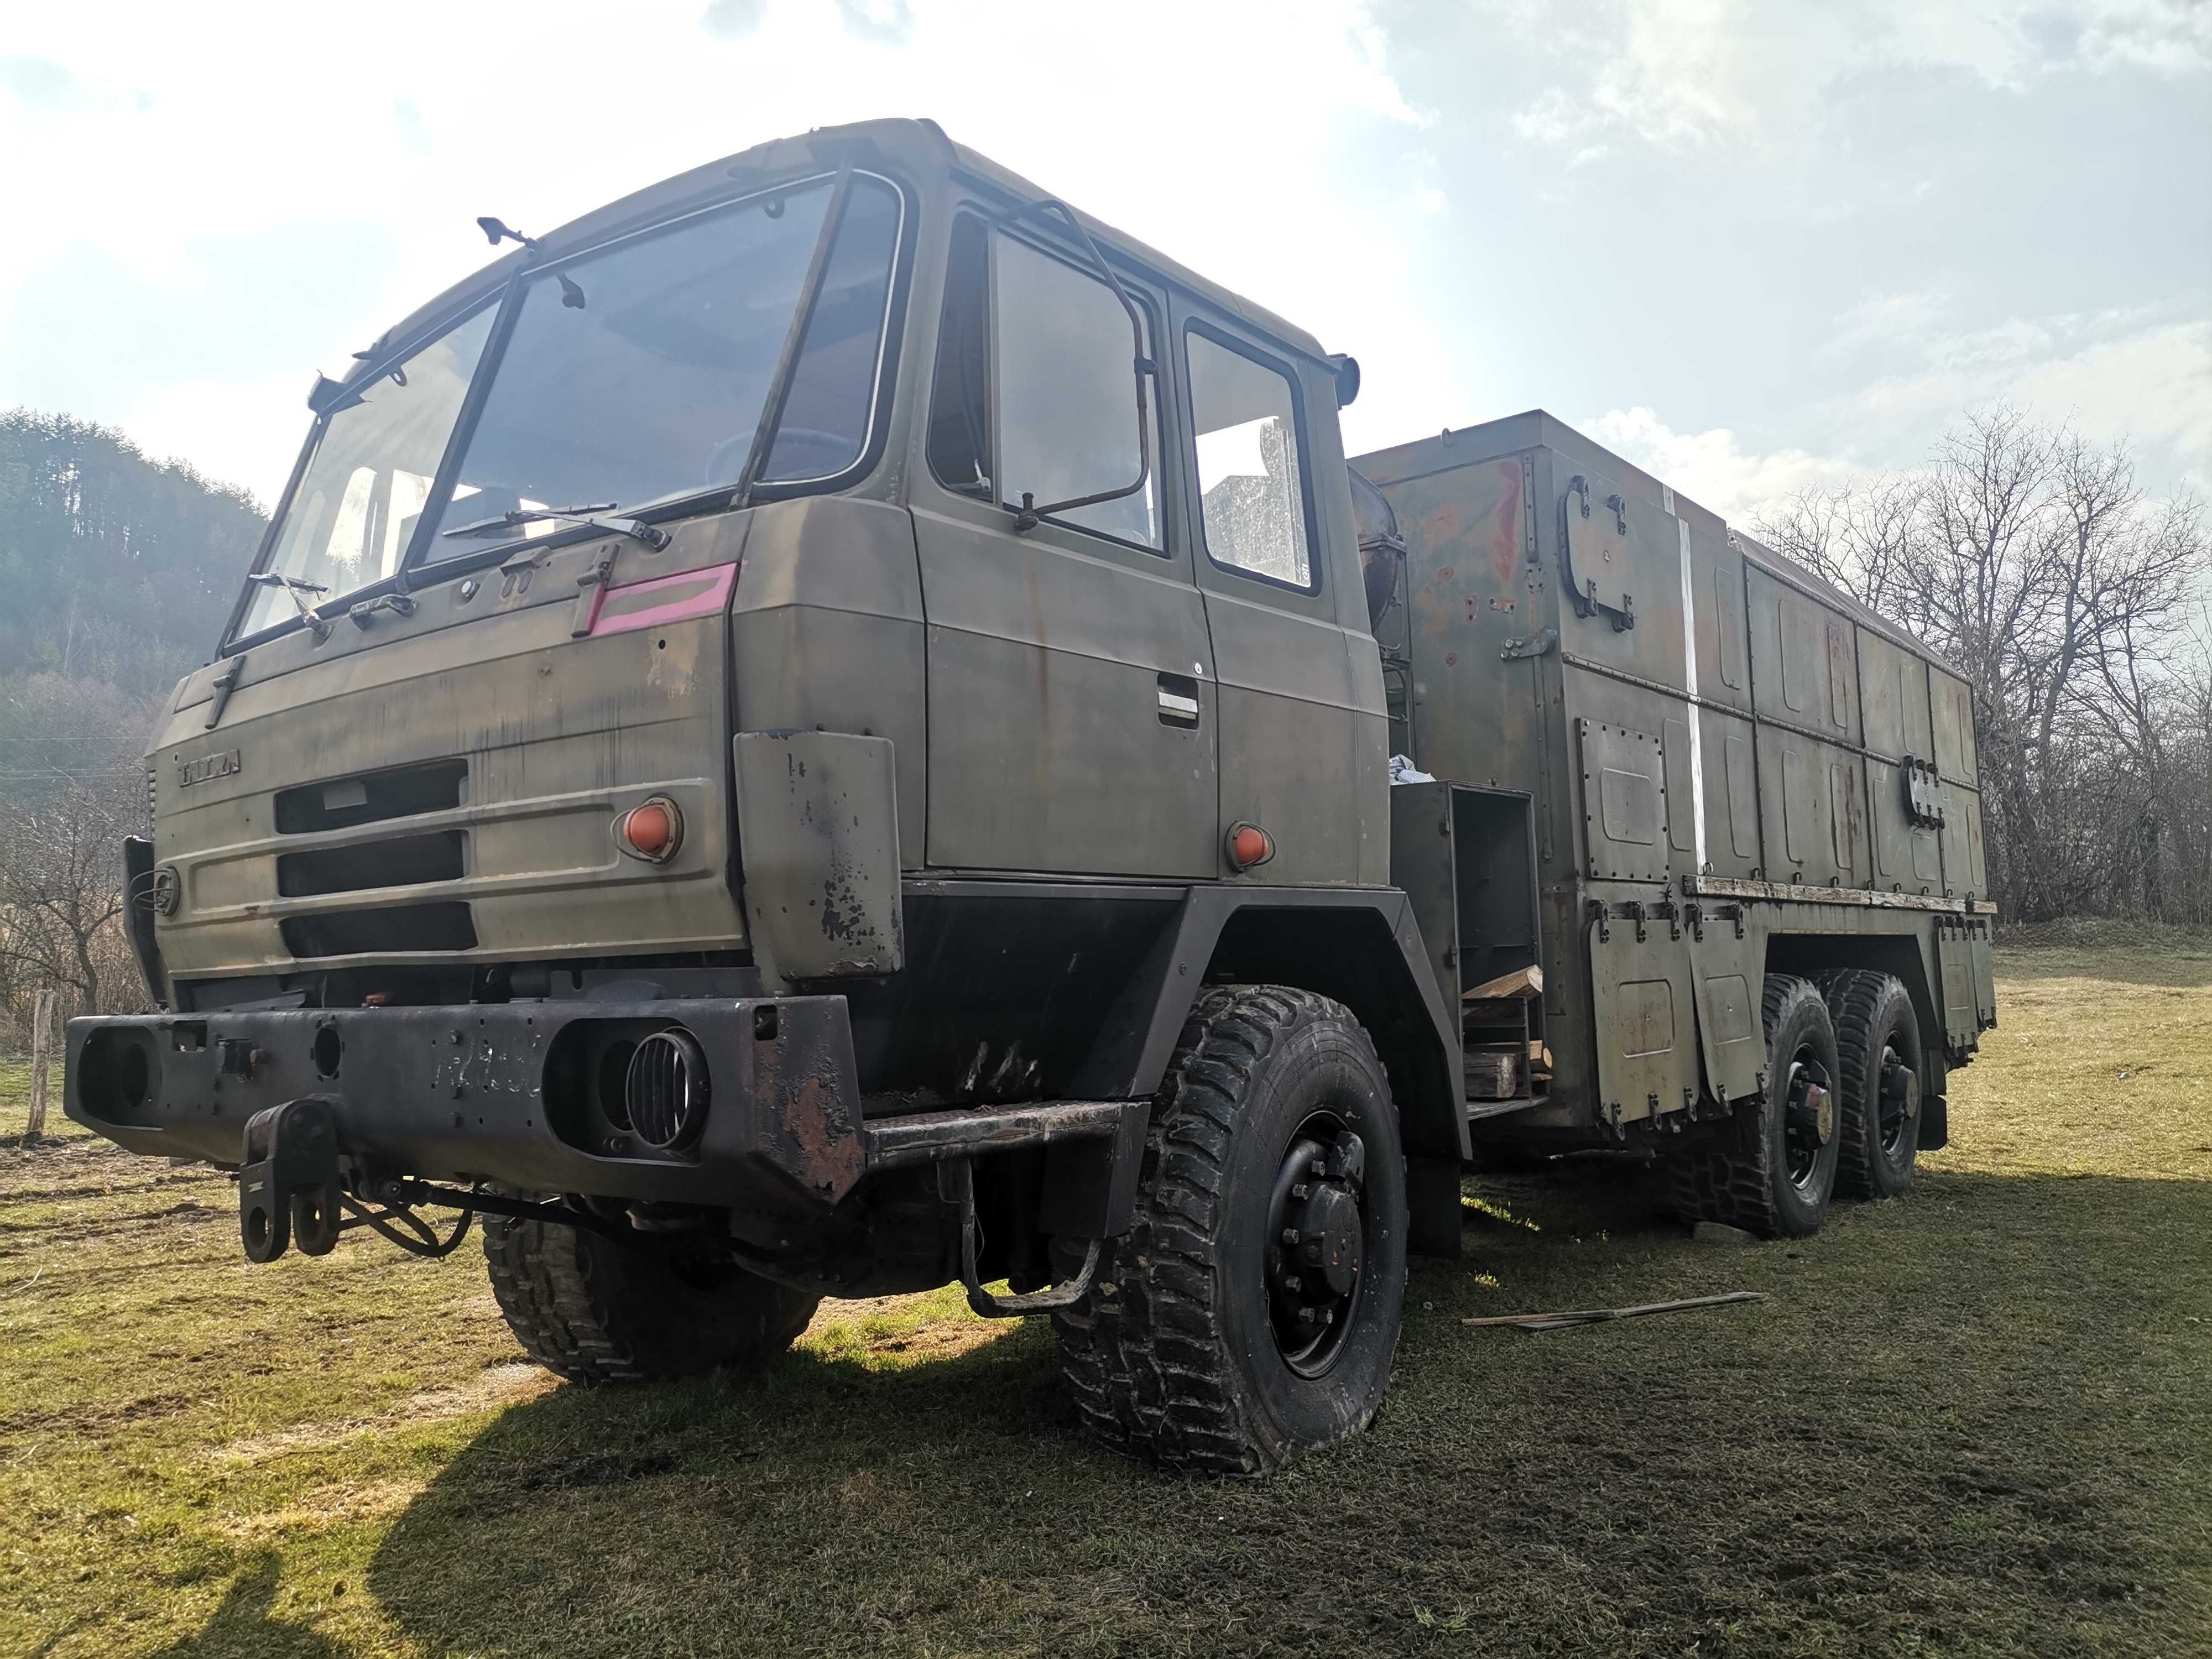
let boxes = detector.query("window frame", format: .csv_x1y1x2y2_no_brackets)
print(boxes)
221,168,915,653
979,219,1172,560
1181,318,1323,598
921,211,995,507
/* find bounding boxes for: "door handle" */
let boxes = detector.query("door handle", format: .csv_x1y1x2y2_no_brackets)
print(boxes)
1156,672,1200,728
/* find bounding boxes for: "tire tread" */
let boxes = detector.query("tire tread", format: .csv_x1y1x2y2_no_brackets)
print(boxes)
1055,985,1384,1475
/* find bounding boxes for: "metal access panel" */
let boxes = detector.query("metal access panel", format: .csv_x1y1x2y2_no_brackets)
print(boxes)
1931,667,1978,785
1577,719,1670,883
1867,759,1945,893
1561,469,1636,624
1688,927,1764,1104
1754,727,1869,887
1746,563,1860,747
1936,915,1985,1051
1939,782,1989,899
1587,914,1697,1124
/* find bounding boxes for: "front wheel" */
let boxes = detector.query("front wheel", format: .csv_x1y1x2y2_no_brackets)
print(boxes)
484,1203,820,1384
1055,985,1408,1474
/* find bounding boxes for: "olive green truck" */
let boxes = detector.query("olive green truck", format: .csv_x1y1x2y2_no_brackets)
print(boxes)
67,120,1996,1473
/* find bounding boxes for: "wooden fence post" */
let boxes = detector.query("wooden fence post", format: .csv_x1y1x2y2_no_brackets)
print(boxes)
25,987,55,1141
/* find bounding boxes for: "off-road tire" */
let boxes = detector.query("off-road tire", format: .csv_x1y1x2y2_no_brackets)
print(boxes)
1815,969,1923,1200
1666,974,1841,1239
1053,985,1408,1474
483,1204,819,1384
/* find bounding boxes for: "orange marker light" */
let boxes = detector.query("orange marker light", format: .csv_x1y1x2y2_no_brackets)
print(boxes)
1227,823,1275,872
616,798,681,862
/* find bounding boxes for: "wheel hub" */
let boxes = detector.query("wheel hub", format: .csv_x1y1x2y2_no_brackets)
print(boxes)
1782,1053,1835,1191
1266,1124,1367,1376
1879,1045,1919,1152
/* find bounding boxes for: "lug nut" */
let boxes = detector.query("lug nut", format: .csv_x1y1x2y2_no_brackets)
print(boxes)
1290,1182,1310,1200
1281,1227,1301,1246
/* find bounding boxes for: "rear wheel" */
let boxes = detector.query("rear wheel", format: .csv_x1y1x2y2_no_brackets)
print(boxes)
1055,985,1408,1473
483,1203,819,1383
1817,970,1923,1199
1667,974,1841,1239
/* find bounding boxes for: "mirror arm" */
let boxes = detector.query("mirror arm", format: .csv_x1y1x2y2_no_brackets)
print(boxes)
1004,197,1154,533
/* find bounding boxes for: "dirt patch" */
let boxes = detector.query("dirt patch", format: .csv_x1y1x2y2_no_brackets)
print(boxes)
210,1363,559,1464
216,1477,430,1540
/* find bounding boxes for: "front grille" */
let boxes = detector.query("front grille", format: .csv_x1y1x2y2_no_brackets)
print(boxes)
280,902,477,958
277,831,465,898
625,1028,709,1150
275,759,467,834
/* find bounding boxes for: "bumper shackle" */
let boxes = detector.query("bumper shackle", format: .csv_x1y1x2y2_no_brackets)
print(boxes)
238,1096,343,1262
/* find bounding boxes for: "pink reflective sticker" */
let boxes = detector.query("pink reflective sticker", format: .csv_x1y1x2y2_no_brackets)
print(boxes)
586,561,738,637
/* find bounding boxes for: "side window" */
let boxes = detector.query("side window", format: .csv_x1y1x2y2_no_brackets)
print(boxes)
926,216,992,498
1187,330,1314,589
990,233,1161,549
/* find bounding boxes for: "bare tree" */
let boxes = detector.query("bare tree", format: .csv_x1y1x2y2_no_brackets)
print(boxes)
1757,410,2209,924
0,774,142,1020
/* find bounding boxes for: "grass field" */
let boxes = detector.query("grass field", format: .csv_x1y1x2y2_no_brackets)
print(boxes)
3,944,2208,1658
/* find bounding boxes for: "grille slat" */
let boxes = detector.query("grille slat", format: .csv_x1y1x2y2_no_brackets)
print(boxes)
625,1029,707,1150
276,831,465,898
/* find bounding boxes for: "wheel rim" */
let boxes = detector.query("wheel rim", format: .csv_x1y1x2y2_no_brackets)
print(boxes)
1264,1114,1368,1378
1877,1039,1919,1157
1782,1048,1835,1192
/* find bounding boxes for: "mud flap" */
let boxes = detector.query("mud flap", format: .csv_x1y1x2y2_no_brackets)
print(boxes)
238,1097,342,1262
1916,1094,1949,1152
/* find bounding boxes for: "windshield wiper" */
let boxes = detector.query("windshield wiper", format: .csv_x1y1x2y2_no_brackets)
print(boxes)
247,572,333,642
440,503,670,551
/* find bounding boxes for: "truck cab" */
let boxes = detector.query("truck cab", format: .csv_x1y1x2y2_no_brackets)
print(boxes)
71,121,1454,1472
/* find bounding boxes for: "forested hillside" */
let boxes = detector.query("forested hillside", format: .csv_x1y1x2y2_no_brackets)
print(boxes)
0,409,264,708
0,410,268,1036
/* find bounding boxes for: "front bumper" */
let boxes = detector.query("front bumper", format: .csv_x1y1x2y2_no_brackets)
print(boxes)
65,998,867,1211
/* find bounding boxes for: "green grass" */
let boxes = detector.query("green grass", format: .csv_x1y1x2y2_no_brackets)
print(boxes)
2,945,2207,1657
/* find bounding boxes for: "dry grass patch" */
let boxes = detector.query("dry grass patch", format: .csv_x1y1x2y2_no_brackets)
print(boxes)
1,942,2206,1658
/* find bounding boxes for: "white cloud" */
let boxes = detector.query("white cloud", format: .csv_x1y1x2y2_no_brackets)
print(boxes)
1581,407,1869,523
1498,0,2211,154
1587,306,2212,528
0,0,1448,498
1813,295,2212,492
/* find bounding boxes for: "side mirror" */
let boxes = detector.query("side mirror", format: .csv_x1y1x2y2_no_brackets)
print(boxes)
1328,353,1361,409
1003,198,1154,534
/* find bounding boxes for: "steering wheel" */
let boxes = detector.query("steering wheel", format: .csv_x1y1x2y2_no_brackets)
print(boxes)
705,426,857,487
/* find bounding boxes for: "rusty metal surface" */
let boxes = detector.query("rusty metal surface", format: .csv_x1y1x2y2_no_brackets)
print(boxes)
732,729,905,982
66,995,868,1208
1358,410,1997,1141
861,1099,1136,1170
1686,874,1996,914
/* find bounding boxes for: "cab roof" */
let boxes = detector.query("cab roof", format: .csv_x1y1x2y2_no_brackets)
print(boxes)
341,118,1332,397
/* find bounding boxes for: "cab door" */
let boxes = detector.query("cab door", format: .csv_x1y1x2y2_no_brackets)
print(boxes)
911,213,1217,878
1176,303,1387,886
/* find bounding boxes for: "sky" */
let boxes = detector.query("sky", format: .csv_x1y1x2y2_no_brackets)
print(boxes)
2,0,2206,526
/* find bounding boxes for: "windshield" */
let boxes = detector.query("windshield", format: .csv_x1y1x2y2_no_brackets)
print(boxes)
238,306,496,637
237,171,903,638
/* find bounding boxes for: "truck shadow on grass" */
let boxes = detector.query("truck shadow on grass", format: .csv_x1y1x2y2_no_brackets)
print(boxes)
348,1160,2210,1659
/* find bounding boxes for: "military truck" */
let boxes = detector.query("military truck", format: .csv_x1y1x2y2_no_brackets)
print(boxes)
66,119,1995,1473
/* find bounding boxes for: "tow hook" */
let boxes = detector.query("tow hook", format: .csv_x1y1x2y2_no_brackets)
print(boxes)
238,1097,343,1263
